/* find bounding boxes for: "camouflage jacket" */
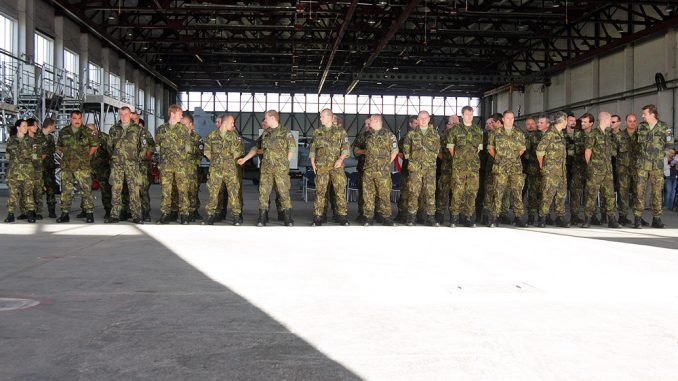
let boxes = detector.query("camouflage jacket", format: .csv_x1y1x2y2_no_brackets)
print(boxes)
536,127,567,177
30,133,46,172
488,127,526,174
364,127,398,174
448,123,484,172
310,123,350,168
91,132,112,171
573,129,588,166
254,125,296,170
6,135,34,179
204,129,244,172
439,127,454,164
188,131,203,168
614,129,636,171
565,131,576,160
58,125,98,172
351,129,370,172
155,122,193,167
39,132,56,169
141,127,156,163
634,120,673,171
403,125,440,170
585,127,615,175
109,122,148,167
523,130,543,175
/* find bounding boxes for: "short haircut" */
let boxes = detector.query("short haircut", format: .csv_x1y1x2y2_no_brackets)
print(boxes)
552,111,568,125
42,118,56,128
502,110,514,117
580,112,595,124
538,113,549,121
265,110,280,122
642,104,658,118
566,111,575,118
70,110,82,117
611,114,621,121
27,118,38,126
182,114,194,124
461,106,473,114
120,106,131,112
168,104,182,115
130,111,139,116
320,108,333,116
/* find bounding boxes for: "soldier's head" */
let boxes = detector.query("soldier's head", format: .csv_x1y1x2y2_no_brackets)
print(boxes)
552,111,568,132
264,110,280,128
221,115,235,131
370,114,383,131
598,112,611,130
16,119,28,136
447,115,459,129
537,113,550,132
461,106,474,125
168,104,183,124
641,104,658,124
417,111,431,129
502,110,515,129
320,108,334,128
610,114,622,132
42,118,56,135
580,113,595,132
130,111,140,124
86,123,98,136
625,113,638,132
27,118,38,136
525,117,536,132
182,114,194,131
119,106,132,125
485,118,494,131
492,113,503,129
215,116,222,128
566,112,577,131
363,117,371,130
408,116,418,130
70,110,83,128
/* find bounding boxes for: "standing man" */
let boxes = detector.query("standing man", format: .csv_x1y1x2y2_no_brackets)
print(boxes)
202,115,244,225
582,112,620,228
351,118,372,222
132,111,155,221
4,120,36,223
40,118,58,218
238,110,296,227
487,110,526,227
570,113,594,224
403,111,440,226
633,104,673,228
524,116,544,225
181,114,204,222
360,114,398,226
615,113,638,225
309,108,350,226
396,116,418,223
565,112,577,191
447,105,483,227
87,123,112,220
536,111,570,228
56,110,98,223
106,106,148,224
435,115,457,224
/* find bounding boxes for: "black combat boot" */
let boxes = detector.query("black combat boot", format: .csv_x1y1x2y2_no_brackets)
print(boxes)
382,217,395,226
375,213,385,224
487,215,497,228
336,215,350,226
406,214,416,226
449,214,459,228
132,217,144,224
56,212,70,223
464,215,476,228
119,211,129,222
618,215,629,226
233,214,243,226
590,215,601,225
17,213,27,220
202,215,216,225
311,215,323,227
27,211,36,223
527,214,535,226
480,213,489,226
216,209,226,222
600,214,608,224
607,215,620,228
555,216,570,228
157,214,171,224
571,215,581,225
514,216,527,228
633,216,642,229
35,213,43,220
193,211,202,221
426,215,440,227
460,214,468,226
277,211,285,222
105,216,119,223
363,218,374,226
416,213,426,225
4,213,15,223
104,209,111,220
86,213,94,223
169,211,178,222
48,206,57,219
536,215,546,228
76,210,87,218
257,209,268,227
500,215,512,225
283,209,294,226
581,216,591,228
651,217,665,228
545,215,555,225
435,212,444,225
143,210,152,222
179,215,189,225
321,214,328,224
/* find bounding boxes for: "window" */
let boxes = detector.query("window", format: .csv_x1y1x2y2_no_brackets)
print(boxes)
63,49,79,78
382,96,395,115
253,93,266,112
0,13,17,60
124,81,135,104
201,92,214,112
214,92,227,112
137,89,145,113
266,92,279,111
188,91,202,111
357,95,369,114
108,73,120,98
35,32,54,91
87,62,102,94
279,93,292,112
227,92,240,112
305,93,318,113
240,93,253,112
331,94,344,114
395,96,408,115
370,96,383,114
293,94,306,113
344,95,357,114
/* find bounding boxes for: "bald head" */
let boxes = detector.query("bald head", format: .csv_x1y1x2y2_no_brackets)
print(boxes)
598,112,611,129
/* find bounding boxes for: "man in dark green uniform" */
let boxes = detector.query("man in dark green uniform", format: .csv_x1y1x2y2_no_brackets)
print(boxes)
570,113,593,224
536,111,570,228
361,114,398,226
351,118,372,222
40,118,58,218
615,114,638,225
435,115,457,224
4,120,36,223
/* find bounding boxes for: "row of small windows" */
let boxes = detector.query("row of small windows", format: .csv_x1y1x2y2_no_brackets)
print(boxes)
180,92,481,117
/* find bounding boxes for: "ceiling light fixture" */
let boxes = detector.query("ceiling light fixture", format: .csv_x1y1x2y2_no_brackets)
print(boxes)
195,54,204,63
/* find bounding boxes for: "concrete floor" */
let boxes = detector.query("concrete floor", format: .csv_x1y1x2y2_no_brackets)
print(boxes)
1,182,678,380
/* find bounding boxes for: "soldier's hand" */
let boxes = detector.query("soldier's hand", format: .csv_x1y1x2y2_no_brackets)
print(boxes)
237,158,246,166
311,165,317,173
334,159,343,169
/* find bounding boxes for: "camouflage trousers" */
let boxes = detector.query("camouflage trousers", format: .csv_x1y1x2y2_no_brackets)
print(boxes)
93,167,112,212
526,173,542,216
493,169,525,218
206,168,242,216
634,168,664,217
570,162,586,218
357,170,365,216
259,166,291,211
187,165,200,213
219,180,244,216
61,169,94,213
616,167,636,217
435,167,452,216
140,162,152,213
21,169,44,214
482,171,495,212
42,165,57,210
362,170,392,219
111,164,142,219
540,173,567,217
397,168,409,216
585,170,616,217
160,165,191,216
314,166,348,217
451,169,479,217
7,172,35,213
407,166,437,216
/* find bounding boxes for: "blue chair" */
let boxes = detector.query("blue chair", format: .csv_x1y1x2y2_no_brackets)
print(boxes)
303,170,316,202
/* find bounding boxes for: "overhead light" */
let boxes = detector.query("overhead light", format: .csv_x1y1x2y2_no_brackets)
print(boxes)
158,58,163,62
377,1,388,6
127,32,133,36
216,80,222,86
377,82,382,85
296,3,305,13
108,14,116,20
392,65,399,70
142,46,149,50
195,54,203,63
367,19,376,25
415,59,423,64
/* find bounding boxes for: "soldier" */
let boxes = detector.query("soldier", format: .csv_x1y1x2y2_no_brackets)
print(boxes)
360,114,398,226
238,110,296,227
86,123,112,219
448,105,483,227
570,113,593,224
309,108,350,226
435,115,457,223
478,116,497,225
40,118,58,218
155,105,194,224
132,111,155,221
564,113,577,193
524,116,543,225
396,116,418,223
202,115,244,225
582,112,620,228
403,111,440,226
22,119,45,220
181,114,204,222
56,110,97,223
487,110,526,227
633,104,673,228
4,120,36,223
351,118,372,222
536,111,570,228
615,114,638,225
106,106,148,224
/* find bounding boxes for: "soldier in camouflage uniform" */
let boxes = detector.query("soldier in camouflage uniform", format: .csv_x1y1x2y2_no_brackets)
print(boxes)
351,119,372,222
360,114,398,226
132,112,156,221
20,119,45,220
106,106,148,224
396,117,418,223
633,104,674,228
479,117,496,225
238,110,296,227
40,118,58,218
435,115,458,224
581,112,620,228
403,111,440,226
448,106,483,227
524,116,543,225
202,115,244,226
56,111,98,223
181,115,204,222
155,105,194,224
614,114,638,225
536,111,570,228
570,113,593,224
487,110,526,227
309,109,350,226
4,120,36,223
86,123,112,219
564,113,577,196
